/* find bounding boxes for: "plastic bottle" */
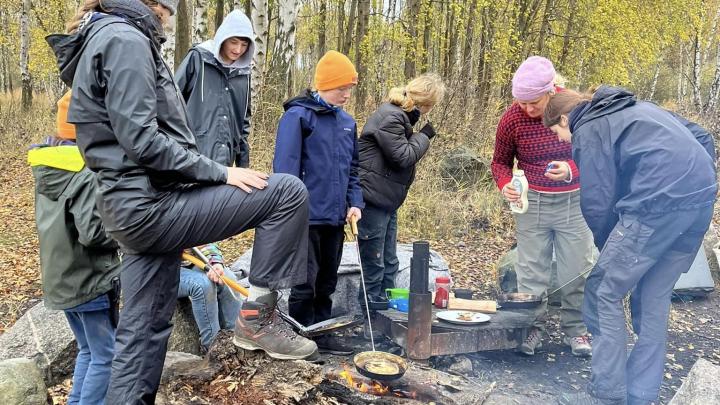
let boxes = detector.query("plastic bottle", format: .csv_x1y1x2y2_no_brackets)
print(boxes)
434,276,452,309
509,170,529,214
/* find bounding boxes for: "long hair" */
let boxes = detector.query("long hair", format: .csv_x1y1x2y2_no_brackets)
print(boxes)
67,0,159,33
543,90,593,128
387,73,446,112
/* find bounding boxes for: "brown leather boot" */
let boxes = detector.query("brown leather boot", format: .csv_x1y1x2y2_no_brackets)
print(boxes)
233,292,318,360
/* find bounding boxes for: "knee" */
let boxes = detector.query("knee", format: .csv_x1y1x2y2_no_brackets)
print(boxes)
273,174,308,204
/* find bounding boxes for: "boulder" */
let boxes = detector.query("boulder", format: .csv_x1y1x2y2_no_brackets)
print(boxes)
230,242,450,317
167,298,202,356
669,358,720,405
0,358,47,405
439,147,491,190
703,223,719,278
0,301,76,385
160,351,219,385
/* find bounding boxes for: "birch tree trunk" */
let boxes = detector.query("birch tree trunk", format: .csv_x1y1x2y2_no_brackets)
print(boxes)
20,0,32,110
271,0,301,99
706,41,720,112
648,61,660,101
163,14,177,72
193,0,208,44
251,0,269,98
691,33,703,110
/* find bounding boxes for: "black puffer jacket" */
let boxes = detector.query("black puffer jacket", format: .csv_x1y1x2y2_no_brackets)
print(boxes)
358,102,431,211
46,0,227,253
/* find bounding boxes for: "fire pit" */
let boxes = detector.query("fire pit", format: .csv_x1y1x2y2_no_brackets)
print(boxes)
374,242,536,360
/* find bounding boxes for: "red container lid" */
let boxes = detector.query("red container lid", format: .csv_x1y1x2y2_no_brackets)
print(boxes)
435,276,451,283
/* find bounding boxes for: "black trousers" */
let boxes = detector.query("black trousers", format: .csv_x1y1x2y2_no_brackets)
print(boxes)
105,174,309,404
288,225,345,326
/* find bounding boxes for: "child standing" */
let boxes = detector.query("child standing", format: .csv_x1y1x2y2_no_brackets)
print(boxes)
175,10,255,167
273,50,364,355
28,91,121,404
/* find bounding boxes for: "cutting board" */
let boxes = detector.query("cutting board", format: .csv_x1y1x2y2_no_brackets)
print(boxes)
447,297,497,313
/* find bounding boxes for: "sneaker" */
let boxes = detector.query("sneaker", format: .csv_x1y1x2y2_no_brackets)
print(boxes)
564,335,592,357
315,334,354,355
557,392,624,405
233,293,318,360
517,327,542,355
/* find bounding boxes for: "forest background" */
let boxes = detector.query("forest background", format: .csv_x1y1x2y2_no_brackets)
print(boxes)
0,0,719,331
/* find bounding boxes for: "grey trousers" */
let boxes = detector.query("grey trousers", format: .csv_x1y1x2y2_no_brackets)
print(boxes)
514,189,595,337
585,208,712,404
105,174,309,404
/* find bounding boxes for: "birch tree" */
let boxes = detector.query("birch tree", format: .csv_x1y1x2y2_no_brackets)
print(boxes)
251,0,269,97
163,14,177,71
270,0,301,98
20,0,32,109
193,0,208,44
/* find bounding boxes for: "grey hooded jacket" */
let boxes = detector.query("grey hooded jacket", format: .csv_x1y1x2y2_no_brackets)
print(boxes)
175,10,255,168
46,0,227,252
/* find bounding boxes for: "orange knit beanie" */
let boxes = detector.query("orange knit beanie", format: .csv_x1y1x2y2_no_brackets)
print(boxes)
56,91,76,140
313,50,358,91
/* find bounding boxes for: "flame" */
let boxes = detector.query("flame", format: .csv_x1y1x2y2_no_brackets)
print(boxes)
338,365,392,396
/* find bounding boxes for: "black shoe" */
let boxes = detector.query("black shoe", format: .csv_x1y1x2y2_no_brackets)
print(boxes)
315,334,354,355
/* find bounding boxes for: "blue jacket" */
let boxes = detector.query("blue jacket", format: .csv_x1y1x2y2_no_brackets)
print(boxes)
569,86,717,248
273,90,364,225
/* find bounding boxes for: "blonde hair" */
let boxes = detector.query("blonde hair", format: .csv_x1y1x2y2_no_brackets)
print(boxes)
387,73,446,112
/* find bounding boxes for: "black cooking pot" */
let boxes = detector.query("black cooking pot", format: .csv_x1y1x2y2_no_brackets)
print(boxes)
497,293,543,309
353,351,408,381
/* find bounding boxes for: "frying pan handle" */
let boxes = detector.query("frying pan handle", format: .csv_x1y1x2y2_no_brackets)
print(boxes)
180,252,249,297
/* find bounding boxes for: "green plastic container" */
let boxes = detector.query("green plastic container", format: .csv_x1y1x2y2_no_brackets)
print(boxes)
385,288,409,299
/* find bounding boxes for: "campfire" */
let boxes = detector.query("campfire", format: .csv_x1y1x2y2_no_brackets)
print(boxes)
334,365,417,399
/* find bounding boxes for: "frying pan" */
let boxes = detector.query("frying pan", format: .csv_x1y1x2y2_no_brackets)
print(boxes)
181,250,361,338
497,265,594,309
349,217,408,381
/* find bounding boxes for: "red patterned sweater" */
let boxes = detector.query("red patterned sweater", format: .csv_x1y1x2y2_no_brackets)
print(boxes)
491,103,580,192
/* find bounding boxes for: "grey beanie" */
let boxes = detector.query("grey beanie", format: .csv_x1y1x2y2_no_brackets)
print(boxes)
155,0,178,15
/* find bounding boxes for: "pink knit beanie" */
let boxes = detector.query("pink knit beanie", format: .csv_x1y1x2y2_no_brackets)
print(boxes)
512,56,556,101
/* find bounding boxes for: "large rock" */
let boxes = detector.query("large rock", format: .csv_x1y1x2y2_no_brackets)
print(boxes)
669,358,720,405
230,242,450,317
160,351,220,385
0,302,76,385
167,298,202,356
439,147,491,190
0,358,47,405
703,223,720,279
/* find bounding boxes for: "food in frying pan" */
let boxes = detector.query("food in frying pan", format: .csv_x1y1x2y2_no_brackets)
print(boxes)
365,359,400,375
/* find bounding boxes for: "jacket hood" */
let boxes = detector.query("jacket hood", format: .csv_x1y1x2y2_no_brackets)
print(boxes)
199,10,255,70
571,85,636,131
46,0,165,86
283,89,334,113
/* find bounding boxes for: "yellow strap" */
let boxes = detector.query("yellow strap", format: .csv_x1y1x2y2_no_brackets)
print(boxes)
27,146,85,172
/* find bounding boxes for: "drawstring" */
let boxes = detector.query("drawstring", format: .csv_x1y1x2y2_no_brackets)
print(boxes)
201,61,205,103
536,191,541,226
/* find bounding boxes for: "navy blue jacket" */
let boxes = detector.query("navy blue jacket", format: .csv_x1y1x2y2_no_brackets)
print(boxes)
273,90,364,226
569,86,717,248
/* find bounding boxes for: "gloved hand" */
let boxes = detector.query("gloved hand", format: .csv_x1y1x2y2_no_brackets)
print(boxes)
419,122,436,139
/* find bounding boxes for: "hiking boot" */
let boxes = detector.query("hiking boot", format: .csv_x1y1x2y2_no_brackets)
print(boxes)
564,335,592,357
315,334,354,355
233,293,318,360
558,392,625,405
517,327,542,355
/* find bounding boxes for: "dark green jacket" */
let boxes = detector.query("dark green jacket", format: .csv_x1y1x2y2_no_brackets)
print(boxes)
30,145,120,310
